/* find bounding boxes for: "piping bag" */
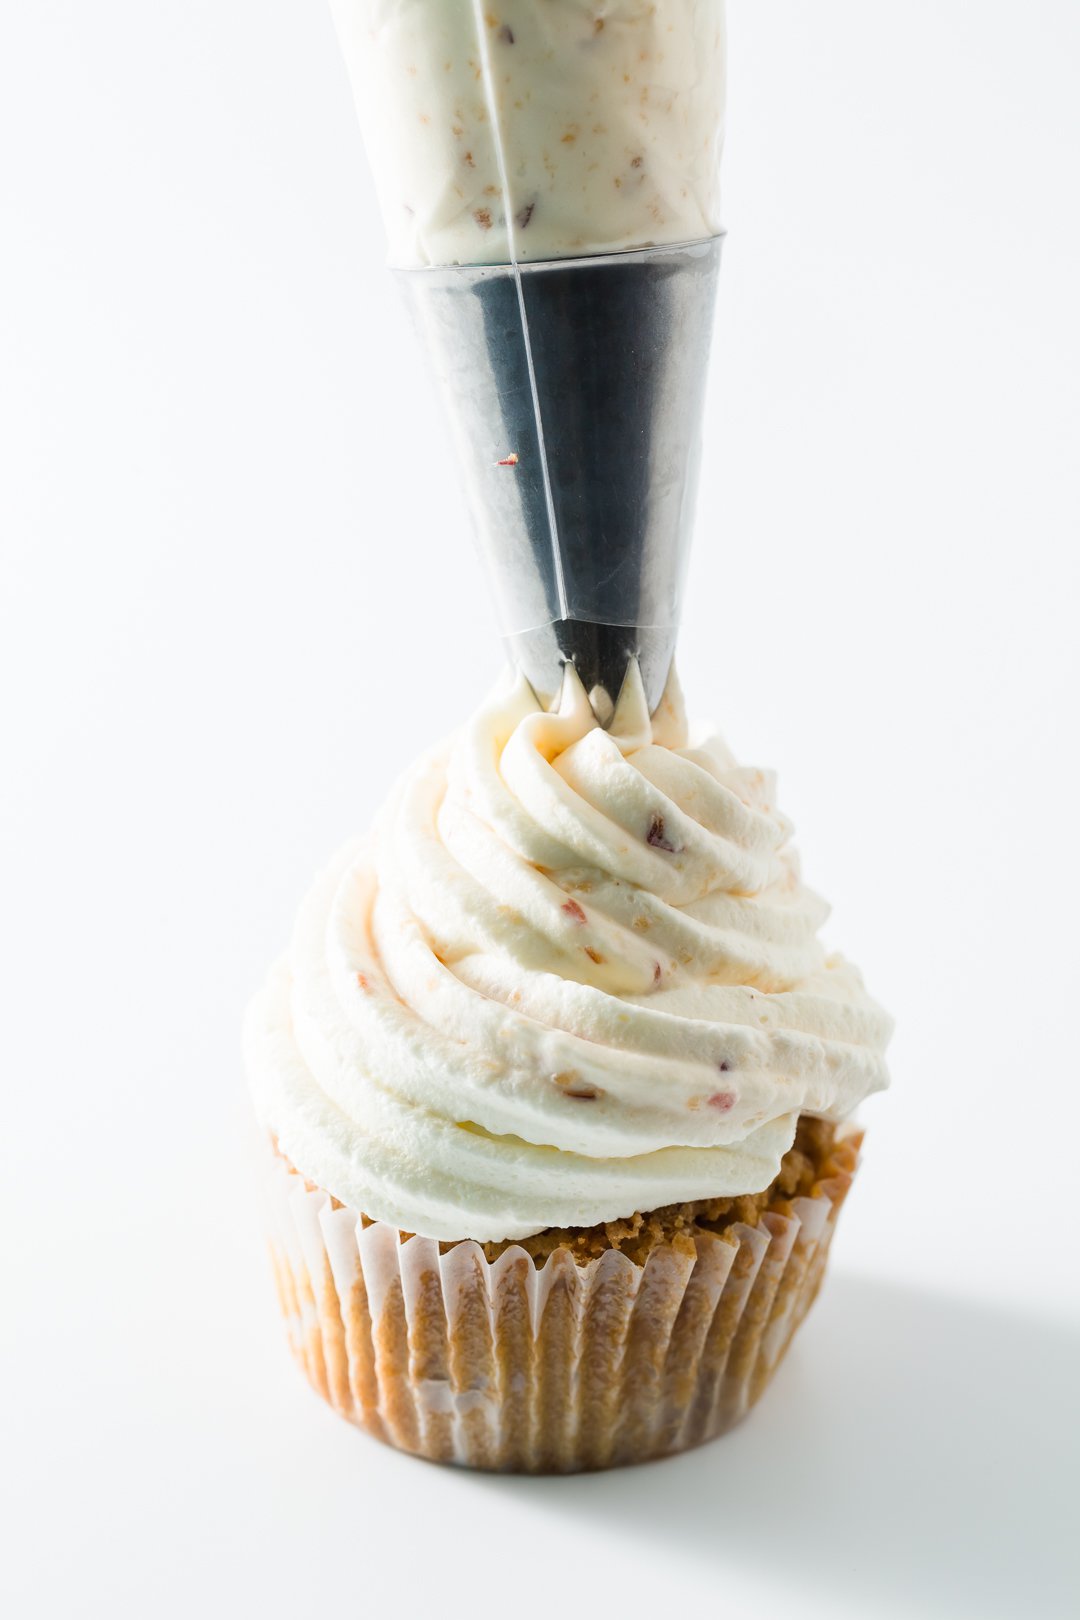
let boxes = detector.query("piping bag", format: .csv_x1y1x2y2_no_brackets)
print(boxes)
330,0,726,717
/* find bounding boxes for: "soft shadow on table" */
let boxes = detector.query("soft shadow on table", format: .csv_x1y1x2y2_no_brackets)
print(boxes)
466,1275,1078,1618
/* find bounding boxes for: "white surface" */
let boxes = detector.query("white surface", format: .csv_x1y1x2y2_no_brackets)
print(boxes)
2,3,1078,1617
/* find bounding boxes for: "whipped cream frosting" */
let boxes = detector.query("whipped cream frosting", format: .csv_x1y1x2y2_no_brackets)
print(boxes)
329,0,725,265
246,666,890,1241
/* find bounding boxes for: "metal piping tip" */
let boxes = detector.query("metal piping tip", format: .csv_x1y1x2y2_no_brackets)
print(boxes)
398,237,722,716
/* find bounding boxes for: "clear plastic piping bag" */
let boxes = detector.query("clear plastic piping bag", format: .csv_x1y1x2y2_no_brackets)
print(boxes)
329,1,726,711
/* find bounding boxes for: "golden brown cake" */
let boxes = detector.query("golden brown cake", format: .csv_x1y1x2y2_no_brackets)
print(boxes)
264,1117,861,1471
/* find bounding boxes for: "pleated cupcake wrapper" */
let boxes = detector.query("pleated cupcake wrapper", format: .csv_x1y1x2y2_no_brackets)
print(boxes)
263,1133,861,1472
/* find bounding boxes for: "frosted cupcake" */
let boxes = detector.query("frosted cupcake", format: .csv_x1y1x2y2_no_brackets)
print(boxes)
246,666,891,1469
251,0,889,1476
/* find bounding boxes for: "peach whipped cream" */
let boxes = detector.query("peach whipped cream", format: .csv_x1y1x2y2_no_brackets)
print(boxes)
328,0,726,265
246,666,891,1242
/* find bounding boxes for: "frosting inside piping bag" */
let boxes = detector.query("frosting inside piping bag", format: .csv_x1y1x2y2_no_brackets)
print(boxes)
329,0,726,267
246,665,891,1241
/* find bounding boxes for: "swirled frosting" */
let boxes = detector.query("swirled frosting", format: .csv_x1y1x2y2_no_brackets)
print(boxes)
245,666,891,1241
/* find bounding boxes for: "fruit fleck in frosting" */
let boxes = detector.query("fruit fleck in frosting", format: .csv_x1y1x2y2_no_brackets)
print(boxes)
245,666,891,1241
328,0,726,265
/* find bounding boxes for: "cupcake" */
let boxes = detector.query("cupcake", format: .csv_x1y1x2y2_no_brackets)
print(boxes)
246,665,891,1470
250,0,891,1471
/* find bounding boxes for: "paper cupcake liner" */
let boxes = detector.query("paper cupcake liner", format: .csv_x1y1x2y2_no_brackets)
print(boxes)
261,1131,861,1473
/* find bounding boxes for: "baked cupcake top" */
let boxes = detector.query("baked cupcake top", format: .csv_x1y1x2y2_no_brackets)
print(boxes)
245,666,891,1241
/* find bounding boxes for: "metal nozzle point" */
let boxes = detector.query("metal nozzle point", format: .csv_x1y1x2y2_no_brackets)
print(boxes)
398,238,723,716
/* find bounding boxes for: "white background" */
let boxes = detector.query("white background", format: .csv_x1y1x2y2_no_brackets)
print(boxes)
3,2,1078,1616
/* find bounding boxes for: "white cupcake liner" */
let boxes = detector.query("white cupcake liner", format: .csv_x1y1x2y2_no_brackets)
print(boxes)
261,1131,860,1472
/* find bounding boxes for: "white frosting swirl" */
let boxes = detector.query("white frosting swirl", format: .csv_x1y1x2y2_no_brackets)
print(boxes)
245,666,891,1240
